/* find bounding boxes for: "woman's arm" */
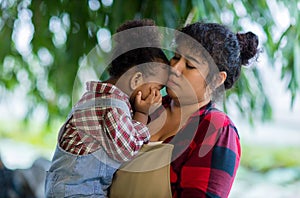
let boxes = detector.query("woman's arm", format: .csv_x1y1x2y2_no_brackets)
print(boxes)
176,121,241,198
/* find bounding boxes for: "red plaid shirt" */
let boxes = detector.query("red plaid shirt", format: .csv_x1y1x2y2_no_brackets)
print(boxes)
153,96,241,198
59,81,150,162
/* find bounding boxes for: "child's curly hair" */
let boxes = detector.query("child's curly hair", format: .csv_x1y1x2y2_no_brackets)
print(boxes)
108,19,169,78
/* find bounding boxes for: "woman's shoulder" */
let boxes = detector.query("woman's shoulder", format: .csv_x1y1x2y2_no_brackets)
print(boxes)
201,105,236,131
195,105,240,148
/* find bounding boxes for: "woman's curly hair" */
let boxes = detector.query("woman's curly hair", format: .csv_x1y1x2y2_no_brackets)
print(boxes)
179,22,259,90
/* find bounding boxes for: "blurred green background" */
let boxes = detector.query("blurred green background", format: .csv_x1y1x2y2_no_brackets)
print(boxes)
1,0,300,197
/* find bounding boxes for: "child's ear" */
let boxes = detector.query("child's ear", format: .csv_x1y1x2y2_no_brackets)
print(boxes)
130,72,144,90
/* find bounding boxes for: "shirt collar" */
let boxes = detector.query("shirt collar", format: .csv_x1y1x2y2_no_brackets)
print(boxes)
190,101,214,118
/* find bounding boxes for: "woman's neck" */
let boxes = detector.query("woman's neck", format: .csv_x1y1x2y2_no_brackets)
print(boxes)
170,98,210,117
149,98,210,141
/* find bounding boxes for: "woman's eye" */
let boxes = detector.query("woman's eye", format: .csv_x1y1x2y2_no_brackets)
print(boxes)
186,64,195,69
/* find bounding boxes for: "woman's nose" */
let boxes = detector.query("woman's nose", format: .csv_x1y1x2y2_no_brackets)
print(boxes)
170,58,183,76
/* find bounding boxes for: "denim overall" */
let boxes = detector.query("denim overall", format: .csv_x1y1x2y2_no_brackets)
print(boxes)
45,98,131,198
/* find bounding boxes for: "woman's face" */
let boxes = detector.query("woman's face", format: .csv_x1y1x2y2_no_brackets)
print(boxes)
167,46,212,105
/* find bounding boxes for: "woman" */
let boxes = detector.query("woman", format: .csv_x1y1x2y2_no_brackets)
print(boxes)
110,22,259,198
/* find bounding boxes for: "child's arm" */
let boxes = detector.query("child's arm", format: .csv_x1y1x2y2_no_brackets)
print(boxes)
102,89,162,162
133,89,162,124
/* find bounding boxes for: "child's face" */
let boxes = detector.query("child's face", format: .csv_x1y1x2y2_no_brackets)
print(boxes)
135,65,169,100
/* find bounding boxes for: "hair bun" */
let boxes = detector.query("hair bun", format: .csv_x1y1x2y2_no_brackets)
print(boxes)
236,32,259,65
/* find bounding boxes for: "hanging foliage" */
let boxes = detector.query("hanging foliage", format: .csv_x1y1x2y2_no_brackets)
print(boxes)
0,0,299,129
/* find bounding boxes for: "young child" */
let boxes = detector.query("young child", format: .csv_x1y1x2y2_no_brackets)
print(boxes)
45,19,169,197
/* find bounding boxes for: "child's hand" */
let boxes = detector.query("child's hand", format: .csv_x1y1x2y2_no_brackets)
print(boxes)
134,88,162,115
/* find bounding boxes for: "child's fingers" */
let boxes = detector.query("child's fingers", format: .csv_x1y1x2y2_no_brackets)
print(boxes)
156,95,162,104
148,90,162,114
154,89,160,97
135,91,142,104
144,88,155,103
153,89,162,103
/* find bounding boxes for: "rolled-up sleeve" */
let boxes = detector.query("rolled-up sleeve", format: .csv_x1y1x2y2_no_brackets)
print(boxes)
102,107,150,162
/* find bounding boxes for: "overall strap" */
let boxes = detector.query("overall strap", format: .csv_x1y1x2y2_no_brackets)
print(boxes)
67,98,131,119
57,98,131,140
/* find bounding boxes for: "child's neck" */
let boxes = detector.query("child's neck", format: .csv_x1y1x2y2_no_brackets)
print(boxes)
104,77,133,102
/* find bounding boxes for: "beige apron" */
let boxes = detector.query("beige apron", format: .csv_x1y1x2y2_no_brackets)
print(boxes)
109,142,173,198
